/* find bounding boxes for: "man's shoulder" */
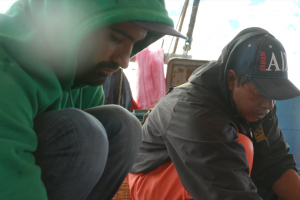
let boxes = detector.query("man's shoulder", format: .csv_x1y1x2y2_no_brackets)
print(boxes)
147,82,238,140
172,82,232,116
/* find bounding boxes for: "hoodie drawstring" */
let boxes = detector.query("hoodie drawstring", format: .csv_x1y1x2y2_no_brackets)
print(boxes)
67,87,83,109
68,87,75,108
79,88,83,109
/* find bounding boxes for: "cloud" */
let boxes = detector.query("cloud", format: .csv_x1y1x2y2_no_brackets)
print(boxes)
152,0,300,88
0,1,16,13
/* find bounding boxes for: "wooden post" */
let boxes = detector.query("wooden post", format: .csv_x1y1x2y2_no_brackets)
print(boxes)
172,0,189,54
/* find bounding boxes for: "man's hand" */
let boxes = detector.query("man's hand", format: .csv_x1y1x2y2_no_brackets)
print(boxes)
273,169,300,200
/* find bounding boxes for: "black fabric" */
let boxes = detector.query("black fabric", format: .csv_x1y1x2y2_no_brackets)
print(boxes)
103,69,133,112
130,21,187,39
130,28,297,200
249,78,300,100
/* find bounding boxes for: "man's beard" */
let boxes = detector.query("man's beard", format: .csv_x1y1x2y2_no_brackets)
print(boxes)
93,61,120,85
75,61,120,86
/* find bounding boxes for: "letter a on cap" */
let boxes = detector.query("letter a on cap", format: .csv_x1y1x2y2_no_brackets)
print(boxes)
266,52,281,71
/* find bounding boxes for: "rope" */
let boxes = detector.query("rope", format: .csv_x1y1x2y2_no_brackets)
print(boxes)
118,69,124,106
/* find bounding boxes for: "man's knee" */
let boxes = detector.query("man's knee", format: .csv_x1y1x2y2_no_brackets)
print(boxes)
109,105,142,136
85,105,142,167
85,105,142,145
34,108,109,165
33,108,111,199
68,108,108,157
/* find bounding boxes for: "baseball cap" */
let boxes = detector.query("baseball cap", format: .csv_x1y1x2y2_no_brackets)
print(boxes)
230,34,300,100
130,21,187,39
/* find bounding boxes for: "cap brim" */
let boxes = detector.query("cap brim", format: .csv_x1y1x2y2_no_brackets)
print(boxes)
130,21,187,39
249,78,300,100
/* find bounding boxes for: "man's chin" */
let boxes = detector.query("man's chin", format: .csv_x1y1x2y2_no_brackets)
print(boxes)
245,114,266,122
88,76,109,86
246,118,259,123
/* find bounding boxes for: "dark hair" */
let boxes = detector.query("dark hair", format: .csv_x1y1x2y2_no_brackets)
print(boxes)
236,73,251,87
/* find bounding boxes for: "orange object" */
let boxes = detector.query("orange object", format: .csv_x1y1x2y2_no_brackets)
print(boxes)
127,133,253,200
237,132,254,176
127,161,192,200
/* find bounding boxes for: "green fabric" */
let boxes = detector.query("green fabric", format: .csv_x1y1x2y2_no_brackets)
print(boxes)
0,0,173,199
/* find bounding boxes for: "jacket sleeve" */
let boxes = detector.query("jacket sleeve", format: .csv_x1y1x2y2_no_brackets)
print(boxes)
251,106,297,198
0,68,48,199
158,92,263,200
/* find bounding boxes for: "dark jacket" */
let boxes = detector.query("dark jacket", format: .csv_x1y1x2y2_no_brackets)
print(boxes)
130,27,296,200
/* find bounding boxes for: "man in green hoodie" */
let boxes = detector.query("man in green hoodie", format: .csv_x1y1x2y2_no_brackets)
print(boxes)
0,0,186,199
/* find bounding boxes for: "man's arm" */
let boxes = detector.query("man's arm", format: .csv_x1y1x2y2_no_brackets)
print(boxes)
0,61,49,199
251,106,298,199
273,169,300,200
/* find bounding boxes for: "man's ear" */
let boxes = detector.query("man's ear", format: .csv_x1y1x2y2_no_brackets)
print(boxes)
227,69,237,92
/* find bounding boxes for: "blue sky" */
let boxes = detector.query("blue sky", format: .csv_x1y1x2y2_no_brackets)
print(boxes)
249,0,266,6
228,20,240,30
1,0,300,88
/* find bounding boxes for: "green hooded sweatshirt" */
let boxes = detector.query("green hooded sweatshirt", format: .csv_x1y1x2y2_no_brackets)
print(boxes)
0,0,174,199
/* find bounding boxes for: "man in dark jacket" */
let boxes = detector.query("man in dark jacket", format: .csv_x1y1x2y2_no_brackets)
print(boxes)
128,27,300,200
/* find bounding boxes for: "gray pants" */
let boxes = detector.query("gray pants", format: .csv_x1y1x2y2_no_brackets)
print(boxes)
33,105,142,200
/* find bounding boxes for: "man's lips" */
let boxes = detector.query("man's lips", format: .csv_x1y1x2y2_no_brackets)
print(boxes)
99,67,117,75
252,112,268,119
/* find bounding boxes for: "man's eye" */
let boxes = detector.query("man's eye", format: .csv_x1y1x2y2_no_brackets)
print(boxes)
110,34,122,43
253,92,264,97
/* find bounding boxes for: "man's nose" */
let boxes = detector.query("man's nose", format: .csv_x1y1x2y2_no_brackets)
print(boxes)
112,45,133,69
262,98,275,110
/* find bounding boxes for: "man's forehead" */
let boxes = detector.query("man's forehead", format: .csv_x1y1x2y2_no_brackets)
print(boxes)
108,22,147,41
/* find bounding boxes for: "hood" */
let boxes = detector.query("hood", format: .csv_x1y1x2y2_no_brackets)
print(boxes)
188,27,271,105
0,0,174,89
